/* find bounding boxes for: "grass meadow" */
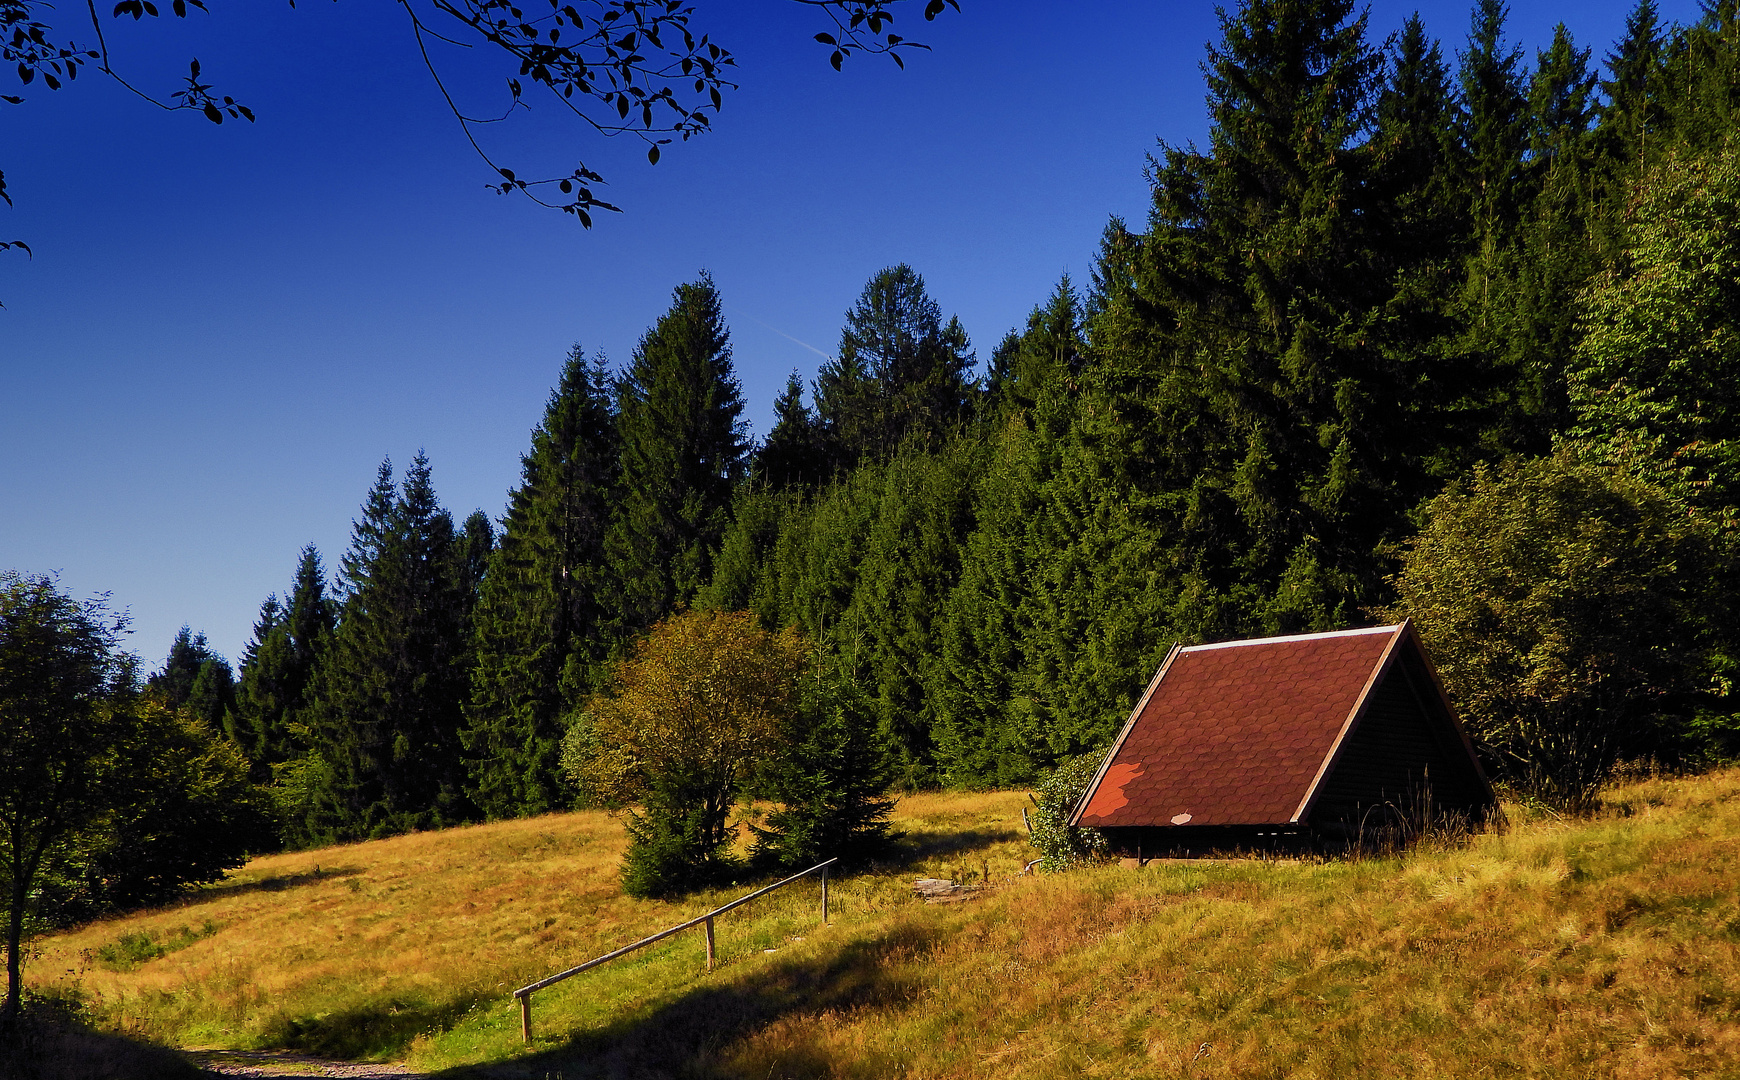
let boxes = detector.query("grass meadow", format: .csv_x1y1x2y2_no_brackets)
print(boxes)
28,773,1740,1078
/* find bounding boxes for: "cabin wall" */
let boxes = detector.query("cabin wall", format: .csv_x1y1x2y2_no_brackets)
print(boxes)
1306,655,1492,830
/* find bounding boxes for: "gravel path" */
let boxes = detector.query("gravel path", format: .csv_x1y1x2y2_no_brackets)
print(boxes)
186,1049,429,1078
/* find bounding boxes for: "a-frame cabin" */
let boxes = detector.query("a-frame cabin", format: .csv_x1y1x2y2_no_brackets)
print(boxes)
1069,621,1493,856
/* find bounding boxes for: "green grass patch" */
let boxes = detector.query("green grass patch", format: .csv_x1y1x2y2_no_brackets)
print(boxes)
90,919,222,972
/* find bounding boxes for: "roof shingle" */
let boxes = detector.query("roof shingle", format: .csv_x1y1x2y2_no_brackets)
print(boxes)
1075,626,1400,827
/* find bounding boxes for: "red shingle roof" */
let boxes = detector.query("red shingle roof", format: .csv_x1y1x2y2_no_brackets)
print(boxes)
1073,625,1403,828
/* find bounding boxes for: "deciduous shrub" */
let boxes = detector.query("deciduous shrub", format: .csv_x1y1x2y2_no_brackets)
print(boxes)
1393,447,1726,813
562,610,810,898
1027,748,1110,872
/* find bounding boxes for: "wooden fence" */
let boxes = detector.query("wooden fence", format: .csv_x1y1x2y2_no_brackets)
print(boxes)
511,857,838,1044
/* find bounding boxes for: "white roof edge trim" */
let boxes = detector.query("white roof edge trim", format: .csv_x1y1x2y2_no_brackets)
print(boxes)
1180,624,1403,653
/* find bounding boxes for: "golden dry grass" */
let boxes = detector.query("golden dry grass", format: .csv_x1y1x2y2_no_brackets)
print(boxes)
29,775,1740,1078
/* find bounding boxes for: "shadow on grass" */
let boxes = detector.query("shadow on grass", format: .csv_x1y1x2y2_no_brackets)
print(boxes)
190,866,365,904
497,920,945,1079
892,827,1020,862
1,998,201,1080
260,994,488,1061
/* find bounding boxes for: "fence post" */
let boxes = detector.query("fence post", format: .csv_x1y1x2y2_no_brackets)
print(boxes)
519,993,531,1045
704,915,715,971
821,865,829,924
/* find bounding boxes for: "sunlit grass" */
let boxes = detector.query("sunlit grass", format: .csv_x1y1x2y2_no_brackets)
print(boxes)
30,773,1740,1077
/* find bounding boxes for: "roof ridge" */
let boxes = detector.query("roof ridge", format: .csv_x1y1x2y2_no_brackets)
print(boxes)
1180,624,1401,653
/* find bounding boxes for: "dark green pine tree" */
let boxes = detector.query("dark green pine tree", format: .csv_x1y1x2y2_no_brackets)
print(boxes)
851,442,980,789
1655,0,1740,156
1597,0,1665,174
1454,0,1533,446
457,510,496,604
816,265,975,467
697,487,799,622
753,371,827,490
302,455,475,842
752,663,895,870
1503,22,1601,443
463,348,617,819
149,627,216,708
607,275,749,634
150,627,234,732
933,276,1091,787
1104,0,1401,630
1371,16,1467,278
185,654,236,735
228,595,285,753
1365,14,1492,479
984,277,1085,425
287,544,338,672
812,346,876,474
1458,0,1531,254
230,545,336,778
933,419,1050,787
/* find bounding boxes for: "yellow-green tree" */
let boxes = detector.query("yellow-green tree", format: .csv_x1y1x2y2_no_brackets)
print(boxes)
565,610,809,897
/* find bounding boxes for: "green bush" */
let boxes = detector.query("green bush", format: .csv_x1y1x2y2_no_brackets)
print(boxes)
1028,748,1111,872
1394,446,1727,813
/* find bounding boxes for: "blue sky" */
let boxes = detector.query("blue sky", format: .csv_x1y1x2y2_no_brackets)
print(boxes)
0,0,1701,669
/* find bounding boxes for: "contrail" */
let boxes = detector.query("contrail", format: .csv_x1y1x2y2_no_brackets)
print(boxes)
750,318,834,362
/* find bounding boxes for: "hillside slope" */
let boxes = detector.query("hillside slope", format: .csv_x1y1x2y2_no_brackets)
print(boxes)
31,774,1740,1078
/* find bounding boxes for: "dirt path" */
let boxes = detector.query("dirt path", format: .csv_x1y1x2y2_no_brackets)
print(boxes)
186,1049,430,1078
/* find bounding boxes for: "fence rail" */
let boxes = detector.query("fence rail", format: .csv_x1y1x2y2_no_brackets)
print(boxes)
511,857,838,1044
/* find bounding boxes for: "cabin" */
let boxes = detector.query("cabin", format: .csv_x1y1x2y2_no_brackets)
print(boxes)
1069,621,1493,856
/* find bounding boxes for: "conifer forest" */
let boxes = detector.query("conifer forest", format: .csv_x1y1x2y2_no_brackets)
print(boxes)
21,0,1740,883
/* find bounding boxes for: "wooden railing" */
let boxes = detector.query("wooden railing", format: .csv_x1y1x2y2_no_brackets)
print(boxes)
511,857,838,1044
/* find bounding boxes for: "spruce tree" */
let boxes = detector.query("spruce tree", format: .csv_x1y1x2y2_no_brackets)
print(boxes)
149,627,235,733
301,455,475,842
607,275,749,634
984,278,1085,424
933,421,1048,787
1365,14,1496,479
229,596,291,774
752,662,895,870
754,371,827,489
149,627,216,709
230,545,335,779
1504,23,1600,440
816,265,975,466
457,510,496,604
851,442,979,788
1599,0,1664,169
1109,0,1401,628
1372,15,1465,264
1655,0,1740,156
697,487,798,621
931,275,1098,786
1458,0,1531,254
286,544,338,667
463,348,617,819
184,655,236,738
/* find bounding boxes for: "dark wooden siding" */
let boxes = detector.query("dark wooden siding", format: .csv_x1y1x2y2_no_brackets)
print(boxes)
1305,656,1489,824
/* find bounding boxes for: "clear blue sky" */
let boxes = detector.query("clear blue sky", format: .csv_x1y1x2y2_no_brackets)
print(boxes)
0,0,1699,670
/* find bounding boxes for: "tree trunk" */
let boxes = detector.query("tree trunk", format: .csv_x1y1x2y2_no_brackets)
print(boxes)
3,869,24,1028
